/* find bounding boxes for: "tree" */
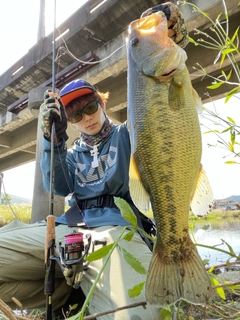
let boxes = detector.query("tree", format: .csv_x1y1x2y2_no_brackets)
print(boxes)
1,193,12,205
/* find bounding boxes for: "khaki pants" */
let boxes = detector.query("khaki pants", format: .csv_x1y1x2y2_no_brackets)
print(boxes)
0,220,160,319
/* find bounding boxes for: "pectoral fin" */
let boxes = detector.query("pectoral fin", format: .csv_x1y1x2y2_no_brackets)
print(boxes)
129,156,150,212
191,164,214,216
169,79,202,113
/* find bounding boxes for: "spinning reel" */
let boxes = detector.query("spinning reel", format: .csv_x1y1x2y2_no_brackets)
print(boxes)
52,231,92,288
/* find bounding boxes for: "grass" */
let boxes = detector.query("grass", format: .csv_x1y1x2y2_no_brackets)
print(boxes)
0,205,32,226
1,205,240,227
189,209,240,221
0,204,240,320
0,205,72,226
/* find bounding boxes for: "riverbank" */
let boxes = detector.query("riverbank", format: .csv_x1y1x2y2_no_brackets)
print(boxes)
1,204,240,320
0,205,68,226
189,209,240,221
1,205,240,226
0,204,32,226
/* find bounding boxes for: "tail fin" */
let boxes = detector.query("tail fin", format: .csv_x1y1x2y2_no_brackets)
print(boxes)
145,242,212,307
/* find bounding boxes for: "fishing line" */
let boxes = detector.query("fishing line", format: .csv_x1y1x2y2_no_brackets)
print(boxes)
54,139,91,230
48,0,58,217
51,24,127,229
53,50,90,228
55,27,126,65
47,1,131,229
53,31,90,228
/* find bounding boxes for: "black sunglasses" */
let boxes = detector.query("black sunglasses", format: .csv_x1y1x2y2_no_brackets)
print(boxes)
68,100,100,123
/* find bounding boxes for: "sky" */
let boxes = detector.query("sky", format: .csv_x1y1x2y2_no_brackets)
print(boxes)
1,0,240,201
0,0,87,76
0,0,87,200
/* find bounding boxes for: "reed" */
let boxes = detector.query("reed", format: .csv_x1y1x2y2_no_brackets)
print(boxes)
0,205,31,225
189,210,240,221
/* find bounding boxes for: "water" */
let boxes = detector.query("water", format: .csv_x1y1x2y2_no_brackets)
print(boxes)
192,218,240,266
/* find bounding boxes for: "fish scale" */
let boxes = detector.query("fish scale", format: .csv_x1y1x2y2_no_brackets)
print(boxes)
134,75,200,248
127,9,212,307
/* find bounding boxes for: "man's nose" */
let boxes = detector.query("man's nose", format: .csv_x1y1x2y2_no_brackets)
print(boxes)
83,113,92,121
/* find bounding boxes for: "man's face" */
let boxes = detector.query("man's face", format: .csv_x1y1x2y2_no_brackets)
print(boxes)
72,101,106,135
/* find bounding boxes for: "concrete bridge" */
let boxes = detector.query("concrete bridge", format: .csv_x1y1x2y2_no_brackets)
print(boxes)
0,0,239,220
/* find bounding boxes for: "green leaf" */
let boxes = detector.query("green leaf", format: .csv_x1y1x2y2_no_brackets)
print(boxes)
203,129,220,134
119,247,148,274
127,282,145,298
202,258,210,266
208,265,215,273
222,48,236,55
231,130,236,145
226,259,232,267
225,86,240,103
224,160,236,164
123,230,135,242
114,197,137,227
221,126,232,133
188,223,194,233
228,284,240,293
66,312,83,320
216,286,226,300
69,303,79,311
221,239,235,255
188,36,198,45
202,224,211,231
230,26,240,44
207,81,224,89
227,117,235,124
228,142,234,152
160,308,173,320
211,277,226,300
216,13,222,20
226,69,232,81
220,52,227,67
86,243,114,262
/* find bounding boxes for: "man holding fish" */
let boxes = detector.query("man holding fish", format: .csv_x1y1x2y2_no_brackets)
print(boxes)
0,2,212,319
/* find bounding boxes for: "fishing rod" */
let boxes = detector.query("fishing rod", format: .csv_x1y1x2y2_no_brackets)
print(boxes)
44,0,57,319
43,3,92,319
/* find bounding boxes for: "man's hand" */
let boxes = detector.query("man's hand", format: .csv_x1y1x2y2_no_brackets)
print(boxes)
40,90,68,142
141,2,189,48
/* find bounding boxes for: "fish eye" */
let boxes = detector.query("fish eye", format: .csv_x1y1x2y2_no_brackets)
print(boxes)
131,37,139,46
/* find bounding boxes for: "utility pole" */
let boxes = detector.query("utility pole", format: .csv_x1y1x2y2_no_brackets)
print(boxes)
38,0,45,40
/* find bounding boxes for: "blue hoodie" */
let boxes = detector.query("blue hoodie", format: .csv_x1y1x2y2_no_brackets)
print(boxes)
40,122,132,227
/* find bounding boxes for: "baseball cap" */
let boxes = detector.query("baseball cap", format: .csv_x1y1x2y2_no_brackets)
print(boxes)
60,79,96,107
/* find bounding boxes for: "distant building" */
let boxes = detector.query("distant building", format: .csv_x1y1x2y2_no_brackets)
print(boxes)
214,199,239,211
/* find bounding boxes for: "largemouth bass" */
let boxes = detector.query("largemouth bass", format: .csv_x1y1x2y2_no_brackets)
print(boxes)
127,9,212,307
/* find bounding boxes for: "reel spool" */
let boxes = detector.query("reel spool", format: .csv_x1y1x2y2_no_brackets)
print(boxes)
54,231,92,288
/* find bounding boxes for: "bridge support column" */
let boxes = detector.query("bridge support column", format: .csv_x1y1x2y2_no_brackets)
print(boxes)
29,87,64,223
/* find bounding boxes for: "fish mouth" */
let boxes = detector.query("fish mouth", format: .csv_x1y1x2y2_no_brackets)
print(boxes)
162,69,177,76
129,12,165,35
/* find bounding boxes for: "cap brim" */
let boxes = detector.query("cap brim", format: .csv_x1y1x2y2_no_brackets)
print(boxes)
61,87,94,107
60,79,96,107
